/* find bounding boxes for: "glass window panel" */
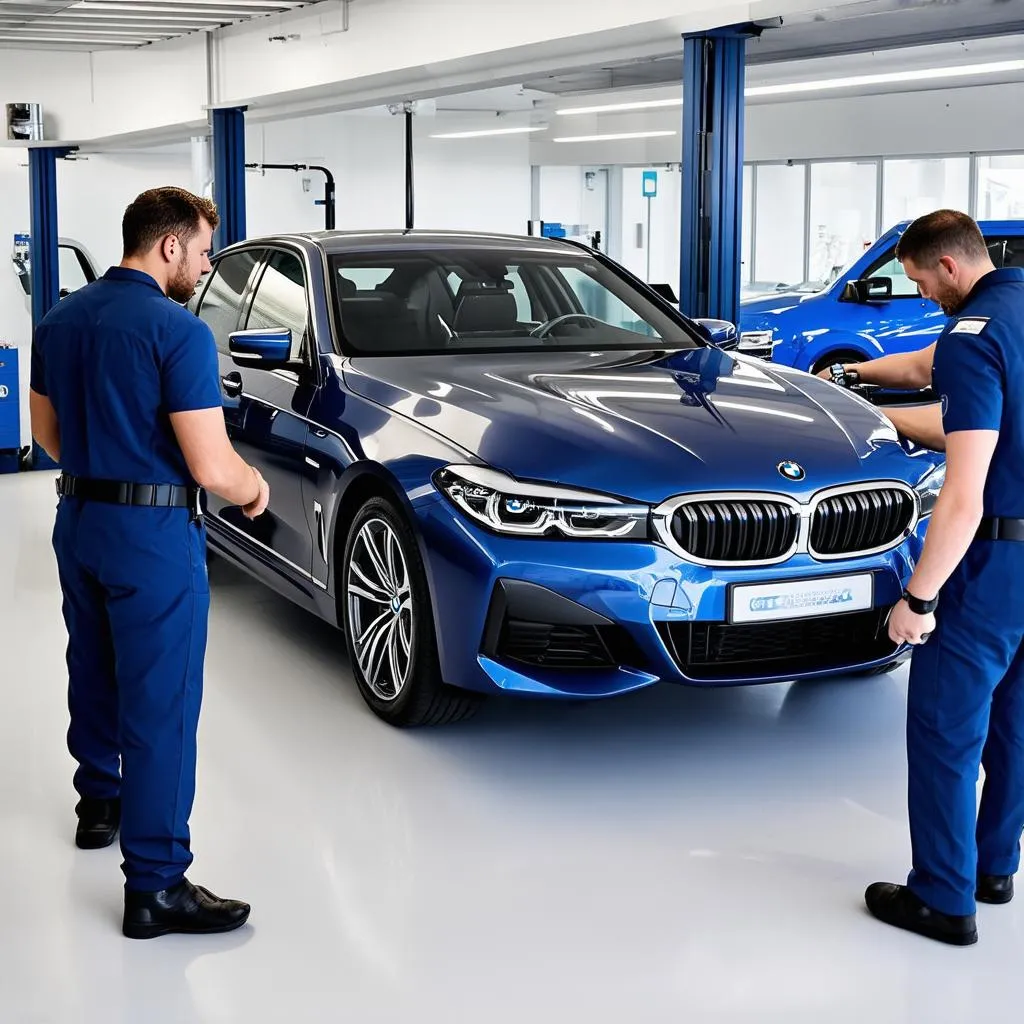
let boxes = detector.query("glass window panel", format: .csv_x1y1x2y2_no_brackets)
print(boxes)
808,161,878,288
882,157,970,229
976,154,1024,220
753,163,806,288
742,164,753,285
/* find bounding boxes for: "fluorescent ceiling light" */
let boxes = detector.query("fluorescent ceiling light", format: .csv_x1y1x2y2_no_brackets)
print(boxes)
746,59,1024,96
554,59,1024,113
553,131,677,143
557,98,683,116
431,126,547,139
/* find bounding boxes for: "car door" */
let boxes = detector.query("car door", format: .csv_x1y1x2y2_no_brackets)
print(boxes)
848,245,941,355
216,247,319,584
192,246,265,519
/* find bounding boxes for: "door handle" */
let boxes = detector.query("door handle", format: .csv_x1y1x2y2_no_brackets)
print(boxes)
221,372,243,397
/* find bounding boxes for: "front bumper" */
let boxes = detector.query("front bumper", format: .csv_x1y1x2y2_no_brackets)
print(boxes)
414,497,922,699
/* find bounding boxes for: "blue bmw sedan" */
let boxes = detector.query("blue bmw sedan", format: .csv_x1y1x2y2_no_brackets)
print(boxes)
189,231,945,726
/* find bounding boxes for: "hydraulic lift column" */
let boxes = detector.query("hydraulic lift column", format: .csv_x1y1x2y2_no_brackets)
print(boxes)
212,107,247,251
679,26,760,328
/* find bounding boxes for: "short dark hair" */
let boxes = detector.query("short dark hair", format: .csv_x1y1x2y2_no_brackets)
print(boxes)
122,186,220,258
895,209,989,267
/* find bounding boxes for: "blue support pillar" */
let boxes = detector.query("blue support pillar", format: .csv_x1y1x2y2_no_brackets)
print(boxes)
28,145,70,471
212,107,247,251
680,29,752,328
29,147,61,331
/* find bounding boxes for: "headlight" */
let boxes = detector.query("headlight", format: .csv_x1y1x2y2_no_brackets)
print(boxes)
738,330,775,353
915,462,946,517
434,465,651,540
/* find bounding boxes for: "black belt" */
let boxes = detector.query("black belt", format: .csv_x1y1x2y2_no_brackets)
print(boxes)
976,516,1024,542
57,473,201,518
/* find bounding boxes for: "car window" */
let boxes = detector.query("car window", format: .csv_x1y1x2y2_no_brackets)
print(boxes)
58,244,91,296
864,248,919,298
330,248,700,356
557,266,659,337
246,250,309,362
984,236,1024,269
196,249,263,354
1003,236,1024,269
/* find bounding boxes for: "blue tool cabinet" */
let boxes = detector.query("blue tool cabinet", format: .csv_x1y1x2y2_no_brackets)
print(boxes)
0,349,22,472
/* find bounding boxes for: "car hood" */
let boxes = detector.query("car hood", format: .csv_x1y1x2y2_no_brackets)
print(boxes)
342,347,934,504
740,291,825,319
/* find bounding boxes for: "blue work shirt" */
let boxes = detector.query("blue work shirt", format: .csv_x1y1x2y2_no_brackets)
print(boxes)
933,267,1024,517
30,267,221,485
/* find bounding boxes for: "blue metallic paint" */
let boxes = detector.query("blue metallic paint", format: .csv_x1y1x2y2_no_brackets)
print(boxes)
201,232,944,702
740,219,1024,372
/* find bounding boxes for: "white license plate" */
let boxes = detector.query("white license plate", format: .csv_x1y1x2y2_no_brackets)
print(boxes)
730,574,874,624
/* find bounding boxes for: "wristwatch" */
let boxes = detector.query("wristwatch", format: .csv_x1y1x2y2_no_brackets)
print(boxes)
829,363,861,388
902,589,938,615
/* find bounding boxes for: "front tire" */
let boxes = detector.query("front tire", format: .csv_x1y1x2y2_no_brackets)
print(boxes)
341,496,481,727
810,350,866,376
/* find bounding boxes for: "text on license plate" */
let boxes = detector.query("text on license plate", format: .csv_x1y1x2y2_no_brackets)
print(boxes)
730,573,874,624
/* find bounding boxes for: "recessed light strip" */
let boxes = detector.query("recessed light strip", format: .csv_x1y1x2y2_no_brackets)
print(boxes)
430,125,548,139
552,130,677,143
555,58,1024,114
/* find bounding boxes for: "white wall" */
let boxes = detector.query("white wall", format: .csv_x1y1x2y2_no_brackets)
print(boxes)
746,81,1024,162
0,149,192,447
245,110,531,237
531,80,1024,168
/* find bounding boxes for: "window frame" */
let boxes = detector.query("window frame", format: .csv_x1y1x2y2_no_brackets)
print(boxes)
193,246,266,354
244,246,315,378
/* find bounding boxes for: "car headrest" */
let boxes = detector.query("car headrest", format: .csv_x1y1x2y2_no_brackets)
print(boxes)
453,291,519,334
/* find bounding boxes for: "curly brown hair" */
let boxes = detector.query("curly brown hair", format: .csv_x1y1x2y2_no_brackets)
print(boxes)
122,186,220,258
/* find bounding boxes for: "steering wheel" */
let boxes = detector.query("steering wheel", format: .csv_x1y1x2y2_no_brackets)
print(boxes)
529,313,606,341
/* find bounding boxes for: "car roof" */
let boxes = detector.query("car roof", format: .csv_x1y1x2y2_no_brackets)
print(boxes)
239,229,587,256
886,218,1024,232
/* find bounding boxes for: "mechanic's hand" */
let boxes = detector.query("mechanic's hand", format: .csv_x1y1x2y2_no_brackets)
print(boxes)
243,468,270,519
887,599,935,647
816,367,833,380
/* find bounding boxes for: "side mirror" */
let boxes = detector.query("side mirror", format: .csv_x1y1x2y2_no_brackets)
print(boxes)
842,276,893,303
649,282,679,304
228,327,293,369
693,318,739,350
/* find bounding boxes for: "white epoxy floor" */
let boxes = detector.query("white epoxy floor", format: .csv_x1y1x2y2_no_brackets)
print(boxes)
2,470,1022,1023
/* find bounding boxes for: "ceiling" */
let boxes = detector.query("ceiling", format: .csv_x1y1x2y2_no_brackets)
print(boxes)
0,0,322,50
521,0,1024,94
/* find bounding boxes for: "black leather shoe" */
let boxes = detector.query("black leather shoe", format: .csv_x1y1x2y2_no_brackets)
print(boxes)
865,883,977,946
977,875,1014,905
122,879,250,940
75,797,120,850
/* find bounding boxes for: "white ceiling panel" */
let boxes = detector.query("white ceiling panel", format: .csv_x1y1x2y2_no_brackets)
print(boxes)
0,0,322,50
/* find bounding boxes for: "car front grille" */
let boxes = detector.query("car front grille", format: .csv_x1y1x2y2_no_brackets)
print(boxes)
656,608,897,681
810,487,917,557
670,499,800,563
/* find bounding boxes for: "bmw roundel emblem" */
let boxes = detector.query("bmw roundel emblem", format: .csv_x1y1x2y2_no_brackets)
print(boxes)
778,460,806,482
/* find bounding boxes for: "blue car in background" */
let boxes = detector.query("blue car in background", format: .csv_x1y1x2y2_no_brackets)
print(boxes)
739,219,1024,373
189,230,944,727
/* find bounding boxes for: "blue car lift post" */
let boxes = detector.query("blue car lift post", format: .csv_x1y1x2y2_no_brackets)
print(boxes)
27,145,75,471
679,24,762,329
212,107,247,252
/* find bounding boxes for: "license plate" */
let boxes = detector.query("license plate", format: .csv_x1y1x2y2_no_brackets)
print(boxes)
729,573,874,624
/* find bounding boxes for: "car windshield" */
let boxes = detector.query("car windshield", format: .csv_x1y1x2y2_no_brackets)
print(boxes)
329,248,702,355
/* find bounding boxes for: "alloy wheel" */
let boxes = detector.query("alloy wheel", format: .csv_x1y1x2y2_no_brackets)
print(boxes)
345,517,414,701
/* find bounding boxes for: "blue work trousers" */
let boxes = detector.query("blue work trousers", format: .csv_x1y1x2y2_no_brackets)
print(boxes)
53,498,209,893
906,539,1024,916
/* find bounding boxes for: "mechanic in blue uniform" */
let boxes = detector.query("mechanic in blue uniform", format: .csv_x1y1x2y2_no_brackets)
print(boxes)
865,209,1024,945
29,186,269,939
